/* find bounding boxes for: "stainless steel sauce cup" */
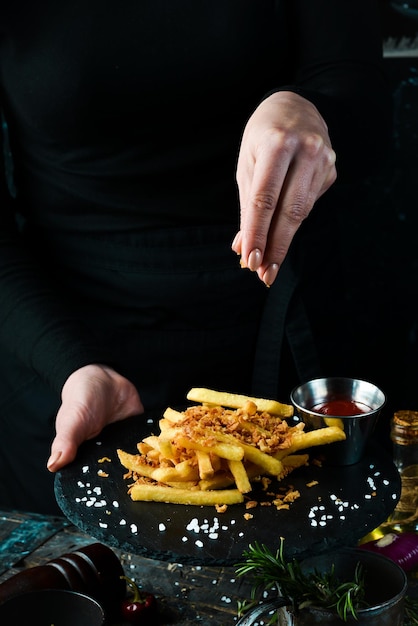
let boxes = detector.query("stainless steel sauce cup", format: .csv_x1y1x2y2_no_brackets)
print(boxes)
290,377,386,465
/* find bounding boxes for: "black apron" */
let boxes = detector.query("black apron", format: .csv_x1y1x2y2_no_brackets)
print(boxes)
0,223,320,514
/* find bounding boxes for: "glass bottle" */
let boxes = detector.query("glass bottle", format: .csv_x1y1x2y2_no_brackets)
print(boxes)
359,411,418,571
387,410,418,532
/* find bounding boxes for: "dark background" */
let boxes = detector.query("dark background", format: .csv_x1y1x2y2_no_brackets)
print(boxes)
336,1,418,448
1,2,416,452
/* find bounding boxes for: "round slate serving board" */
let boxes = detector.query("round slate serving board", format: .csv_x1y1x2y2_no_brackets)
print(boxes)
55,412,400,566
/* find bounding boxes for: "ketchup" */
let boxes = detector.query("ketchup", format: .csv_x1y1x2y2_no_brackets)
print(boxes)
311,399,372,416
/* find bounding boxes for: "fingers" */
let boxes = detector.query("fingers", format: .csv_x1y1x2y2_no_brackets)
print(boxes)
236,129,292,284
47,364,144,472
254,141,336,285
47,400,101,472
47,431,83,472
233,92,337,286
47,398,143,473
237,144,336,285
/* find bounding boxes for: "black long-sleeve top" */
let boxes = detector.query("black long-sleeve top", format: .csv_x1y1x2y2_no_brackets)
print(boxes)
0,1,391,395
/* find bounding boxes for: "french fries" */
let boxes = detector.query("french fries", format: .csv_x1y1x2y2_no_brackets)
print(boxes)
129,484,244,505
186,387,294,417
274,426,346,459
117,388,346,507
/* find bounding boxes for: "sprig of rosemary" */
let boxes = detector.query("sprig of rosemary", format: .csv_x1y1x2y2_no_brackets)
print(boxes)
405,596,418,626
235,538,366,622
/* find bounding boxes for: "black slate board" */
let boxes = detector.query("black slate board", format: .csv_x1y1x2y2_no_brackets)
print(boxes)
55,412,401,566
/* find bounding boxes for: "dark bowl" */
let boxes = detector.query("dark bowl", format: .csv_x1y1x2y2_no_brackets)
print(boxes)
236,548,407,626
0,588,106,625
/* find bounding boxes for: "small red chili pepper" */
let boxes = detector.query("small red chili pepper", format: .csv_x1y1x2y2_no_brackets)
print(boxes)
120,575,158,624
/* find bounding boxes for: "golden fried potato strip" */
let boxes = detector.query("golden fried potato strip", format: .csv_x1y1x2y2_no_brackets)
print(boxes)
186,388,294,417
117,388,346,507
129,484,244,505
275,426,346,459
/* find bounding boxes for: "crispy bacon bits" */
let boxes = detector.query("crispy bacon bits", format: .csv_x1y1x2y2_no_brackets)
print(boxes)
179,404,300,455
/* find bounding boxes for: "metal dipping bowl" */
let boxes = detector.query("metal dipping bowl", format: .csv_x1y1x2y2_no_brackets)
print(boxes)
290,377,386,465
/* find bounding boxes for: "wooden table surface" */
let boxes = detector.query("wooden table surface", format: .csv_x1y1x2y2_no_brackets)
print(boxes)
2,509,417,625
0,508,257,625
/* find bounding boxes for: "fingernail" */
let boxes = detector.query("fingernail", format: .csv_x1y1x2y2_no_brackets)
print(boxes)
248,248,262,271
47,450,62,471
231,232,241,252
263,263,279,287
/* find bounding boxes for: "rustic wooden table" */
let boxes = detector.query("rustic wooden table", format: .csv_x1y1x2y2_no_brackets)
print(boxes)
0,509,256,625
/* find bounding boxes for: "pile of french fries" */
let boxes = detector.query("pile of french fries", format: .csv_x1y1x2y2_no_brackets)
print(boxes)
117,388,346,507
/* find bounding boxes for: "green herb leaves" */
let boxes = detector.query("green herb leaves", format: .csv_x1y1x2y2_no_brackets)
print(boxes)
235,538,367,622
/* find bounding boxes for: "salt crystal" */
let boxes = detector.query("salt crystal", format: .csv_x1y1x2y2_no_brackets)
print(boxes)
187,518,200,532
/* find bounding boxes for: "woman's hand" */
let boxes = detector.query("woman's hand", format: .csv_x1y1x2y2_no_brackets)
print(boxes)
47,364,144,472
233,91,337,286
